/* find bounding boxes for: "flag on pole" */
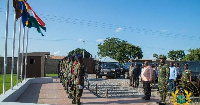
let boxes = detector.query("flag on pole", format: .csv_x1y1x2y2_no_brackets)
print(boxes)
24,0,45,27
13,0,21,20
16,0,46,36
18,0,30,27
22,0,46,36
26,16,46,36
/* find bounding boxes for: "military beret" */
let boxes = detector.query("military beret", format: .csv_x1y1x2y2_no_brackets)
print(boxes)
75,54,83,59
77,55,83,59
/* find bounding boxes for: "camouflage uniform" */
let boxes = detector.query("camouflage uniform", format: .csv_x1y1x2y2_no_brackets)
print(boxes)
62,60,67,86
158,63,169,103
181,69,191,90
59,60,64,83
68,59,75,98
73,60,85,105
64,58,69,91
71,60,78,102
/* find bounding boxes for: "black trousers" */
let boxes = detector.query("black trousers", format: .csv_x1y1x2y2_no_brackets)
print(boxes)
134,76,139,87
143,81,151,99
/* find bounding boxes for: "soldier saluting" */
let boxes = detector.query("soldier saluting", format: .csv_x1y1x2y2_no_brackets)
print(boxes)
157,56,169,105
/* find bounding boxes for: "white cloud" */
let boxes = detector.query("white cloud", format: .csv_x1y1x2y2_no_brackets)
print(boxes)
96,39,104,43
54,51,60,55
115,27,123,32
161,29,168,32
77,38,83,42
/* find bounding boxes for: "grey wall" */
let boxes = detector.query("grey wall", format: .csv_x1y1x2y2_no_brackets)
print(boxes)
0,57,18,74
45,59,60,74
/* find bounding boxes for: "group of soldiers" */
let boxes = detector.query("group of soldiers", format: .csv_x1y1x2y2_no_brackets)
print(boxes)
157,56,192,105
58,54,86,105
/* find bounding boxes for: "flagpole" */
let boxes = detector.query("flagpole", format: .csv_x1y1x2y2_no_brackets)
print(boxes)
20,27,25,82
11,10,17,90
24,28,29,81
3,0,9,94
17,18,22,86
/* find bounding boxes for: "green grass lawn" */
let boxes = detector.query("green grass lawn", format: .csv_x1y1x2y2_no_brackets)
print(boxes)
0,74,20,95
46,73,58,77
0,74,58,94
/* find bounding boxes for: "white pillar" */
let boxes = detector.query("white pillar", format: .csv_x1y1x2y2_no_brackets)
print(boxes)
20,28,26,82
3,0,9,94
11,12,17,90
16,18,22,86
24,28,29,81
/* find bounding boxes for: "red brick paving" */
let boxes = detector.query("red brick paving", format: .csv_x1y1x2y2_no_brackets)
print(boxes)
17,78,159,105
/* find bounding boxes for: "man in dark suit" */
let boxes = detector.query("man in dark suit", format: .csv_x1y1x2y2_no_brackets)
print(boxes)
133,63,141,88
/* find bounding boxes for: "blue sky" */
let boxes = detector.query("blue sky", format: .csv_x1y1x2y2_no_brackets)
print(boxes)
0,0,200,59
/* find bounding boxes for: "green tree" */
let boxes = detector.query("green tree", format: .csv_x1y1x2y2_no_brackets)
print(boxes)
182,48,200,61
68,48,91,58
168,50,185,61
97,37,143,63
153,53,158,59
158,54,167,59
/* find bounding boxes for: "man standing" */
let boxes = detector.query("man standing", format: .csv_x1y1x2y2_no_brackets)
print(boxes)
157,56,169,105
141,61,153,100
133,63,141,88
68,56,75,99
181,64,192,90
168,62,177,94
72,54,85,105
129,63,134,87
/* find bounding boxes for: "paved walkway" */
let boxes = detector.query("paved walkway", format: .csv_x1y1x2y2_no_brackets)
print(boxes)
16,78,159,105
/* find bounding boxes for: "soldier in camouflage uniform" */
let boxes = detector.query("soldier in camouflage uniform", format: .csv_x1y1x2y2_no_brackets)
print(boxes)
64,57,69,90
157,56,169,105
59,60,64,83
62,58,66,87
181,64,192,90
58,61,61,78
68,56,75,99
72,54,85,105
71,55,78,103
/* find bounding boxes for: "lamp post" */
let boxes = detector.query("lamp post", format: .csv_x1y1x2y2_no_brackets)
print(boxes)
83,39,85,58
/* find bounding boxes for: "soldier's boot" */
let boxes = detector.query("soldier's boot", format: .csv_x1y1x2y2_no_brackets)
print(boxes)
62,80,65,87
59,76,62,83
72,98,76,104
68,93,73,99
66,87,69,93
76,98,81,105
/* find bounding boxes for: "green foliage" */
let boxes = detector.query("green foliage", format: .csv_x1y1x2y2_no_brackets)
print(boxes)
158,54,167,59
67,48,91,58
97,37,143,63
153,54,167,60
153,53,158,59
0,74,20,95
168,50,185,61
182,48,200,61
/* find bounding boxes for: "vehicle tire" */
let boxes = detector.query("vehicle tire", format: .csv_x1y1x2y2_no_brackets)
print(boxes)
98,75,102,78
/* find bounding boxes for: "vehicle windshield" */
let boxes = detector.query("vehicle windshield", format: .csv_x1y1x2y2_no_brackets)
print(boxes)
102,62,118,69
